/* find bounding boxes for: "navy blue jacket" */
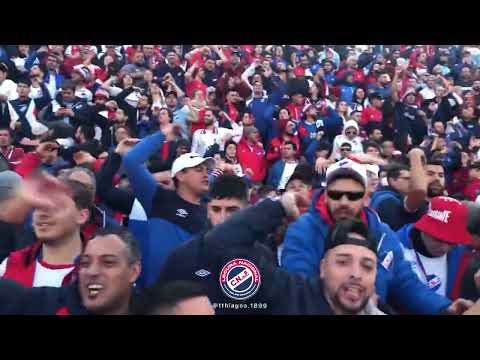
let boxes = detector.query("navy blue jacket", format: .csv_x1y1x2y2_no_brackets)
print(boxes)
0,279,89,315
195,199,334,315
123,131,208,287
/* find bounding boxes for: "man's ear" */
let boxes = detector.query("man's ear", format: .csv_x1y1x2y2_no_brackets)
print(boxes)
78,208,90,226
130,261,141,284
319,258,326,280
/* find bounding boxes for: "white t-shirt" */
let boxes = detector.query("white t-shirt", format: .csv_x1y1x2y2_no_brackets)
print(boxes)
277,162,298,190
402,247,448,296
0,79,18,101
419,87,435,101
0,258,75,288
191,127,242,157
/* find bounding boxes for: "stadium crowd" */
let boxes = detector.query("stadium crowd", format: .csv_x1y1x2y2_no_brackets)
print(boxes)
0,44,480,315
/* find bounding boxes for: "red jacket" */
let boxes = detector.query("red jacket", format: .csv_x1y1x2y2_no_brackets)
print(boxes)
360,106,383,127
287,102,304,122
2,241,79,287
0,146,25,169
237,138,267,182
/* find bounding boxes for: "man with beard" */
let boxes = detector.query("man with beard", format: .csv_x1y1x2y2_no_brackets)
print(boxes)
281,159,469,314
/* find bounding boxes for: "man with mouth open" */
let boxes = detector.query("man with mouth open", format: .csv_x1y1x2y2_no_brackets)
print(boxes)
0,178,93,288
0,227,141,315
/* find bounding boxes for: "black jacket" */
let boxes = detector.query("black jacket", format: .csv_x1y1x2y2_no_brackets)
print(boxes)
159,199,334,315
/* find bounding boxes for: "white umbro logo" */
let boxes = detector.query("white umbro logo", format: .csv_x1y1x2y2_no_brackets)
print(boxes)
176,209,189,218
195,269,211,277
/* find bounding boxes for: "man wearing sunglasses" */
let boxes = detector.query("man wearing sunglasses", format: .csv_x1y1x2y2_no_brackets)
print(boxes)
282,159,470,314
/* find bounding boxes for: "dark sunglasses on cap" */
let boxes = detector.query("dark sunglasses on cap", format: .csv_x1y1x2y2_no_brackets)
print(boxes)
340,147,351,152
327,190,365,201
345,130,357,135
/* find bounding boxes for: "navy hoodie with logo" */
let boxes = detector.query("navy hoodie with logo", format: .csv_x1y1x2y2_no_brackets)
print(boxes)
123,131,208,287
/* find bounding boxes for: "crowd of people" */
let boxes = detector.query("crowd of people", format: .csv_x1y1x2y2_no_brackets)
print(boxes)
1,44,480,315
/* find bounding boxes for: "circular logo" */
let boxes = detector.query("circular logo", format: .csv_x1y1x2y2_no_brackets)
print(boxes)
219,259,261,301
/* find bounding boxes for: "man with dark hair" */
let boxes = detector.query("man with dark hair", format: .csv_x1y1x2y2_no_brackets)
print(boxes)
157,174,277,314
267,141,299,190
0,127,24,169
8,76,51,140
43,80,90,130
0,226,142,315
366,126,383,146
202,197,385,315
0,179,92,288
282,159,469,314
370,162,413,231
154,50,186,90
123,124,214,287
136,280,215,315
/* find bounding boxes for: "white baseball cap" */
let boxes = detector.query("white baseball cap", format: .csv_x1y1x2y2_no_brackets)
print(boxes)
326,159,368,189
171,153,215,178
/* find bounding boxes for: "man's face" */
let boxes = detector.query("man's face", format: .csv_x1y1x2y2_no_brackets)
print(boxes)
115,128,129,143
372,98,383,109
425,164,445,197
138,95,149,109
158,109,171,125
253,82,263,95
320,242,377,315
382,141,394,157
348,59,358,69
208,197,246,226
326,178,366,222
323,62,333,72
167,52,177,65
62,89,75,102
285,121,296,136
405,93,416,105
421,233,453,257
286,179,311,202
344,126,357,140
242,113,254,127
281,144,295,159
435,86,445,98
389,170,411,195
33,193,87,243
165,94,177,108
204,110,215,125
17,83,30,98
307,106,318,117
292,94,304,105
115,109,127,124
227,91,238,103
366,146,380,158
300,56,309,68
248,129,259,143
351,112,361,123
461,67,471,78
46,56,58,71
339,145,352,159
177,164,210,195
79,235,141,315
204,59,215,71
380,74,390,85
95,96,107,106
134,52,145,65
0,130,11,147
370,129,383,143
433,122,445,135
143,45,154,57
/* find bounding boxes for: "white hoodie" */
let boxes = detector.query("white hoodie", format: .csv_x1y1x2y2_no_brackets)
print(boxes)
331,120,364,160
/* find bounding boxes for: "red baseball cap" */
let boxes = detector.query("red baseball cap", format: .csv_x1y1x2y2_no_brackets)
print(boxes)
414,196,472,245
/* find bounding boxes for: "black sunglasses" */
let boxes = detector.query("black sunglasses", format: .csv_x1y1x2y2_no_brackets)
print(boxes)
345,130,357,135
327,190,364,201
340,147,351,152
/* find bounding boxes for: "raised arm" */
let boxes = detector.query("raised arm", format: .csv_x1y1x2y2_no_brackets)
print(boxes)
122,132,166,215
